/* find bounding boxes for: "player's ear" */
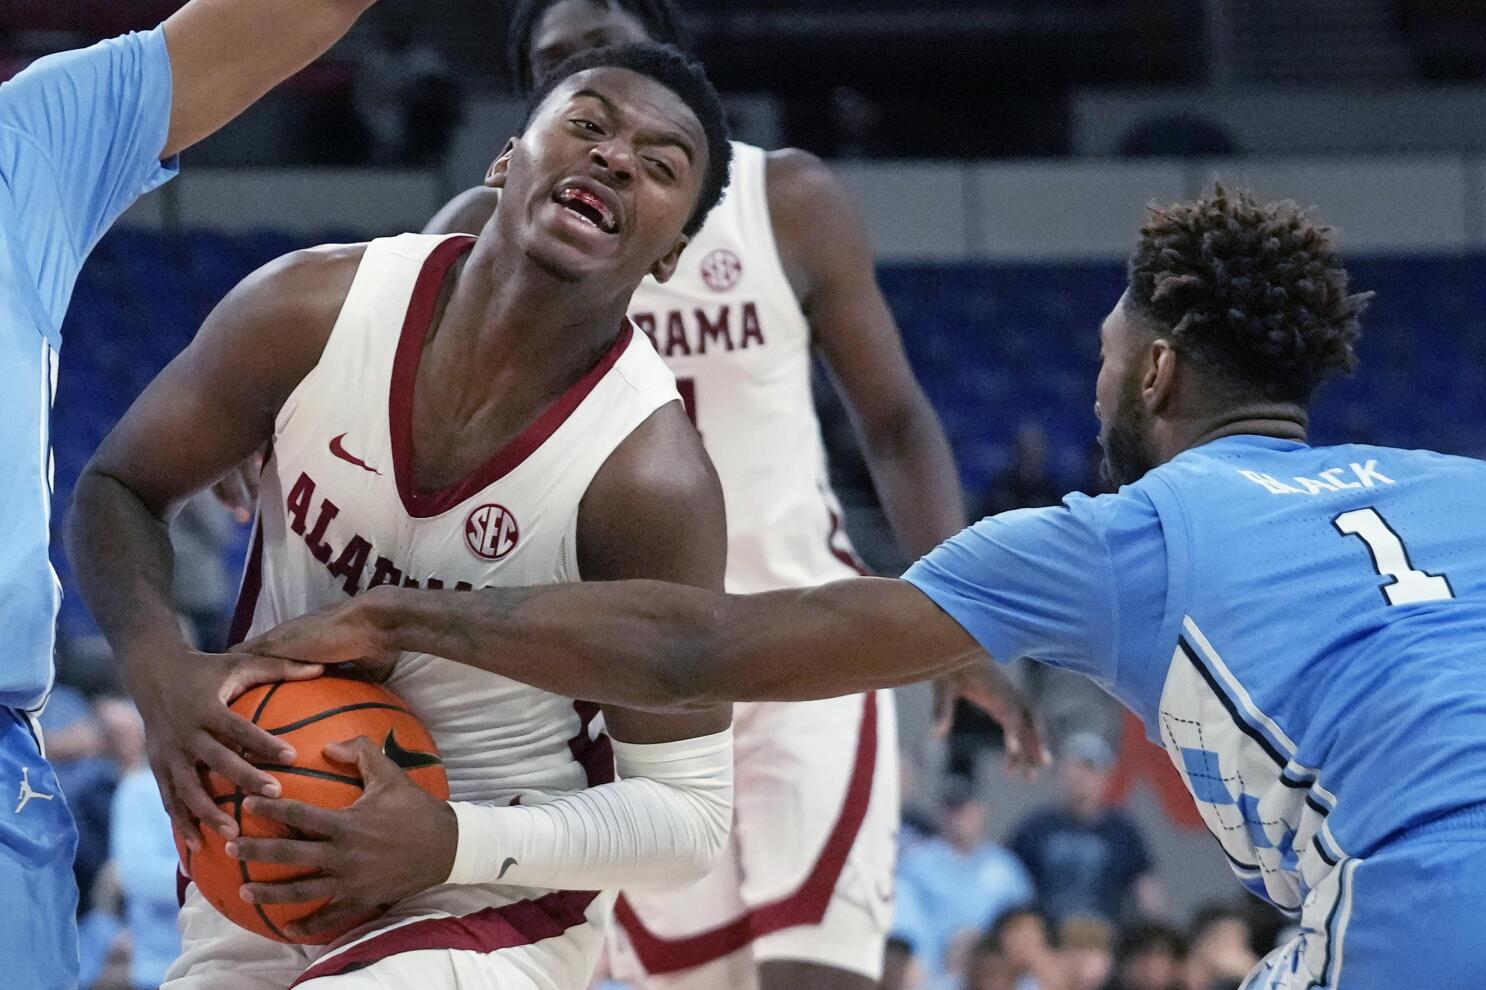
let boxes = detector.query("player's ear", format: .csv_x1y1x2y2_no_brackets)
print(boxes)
485,139,518,189
1145,338,1179,414
649,234,691,284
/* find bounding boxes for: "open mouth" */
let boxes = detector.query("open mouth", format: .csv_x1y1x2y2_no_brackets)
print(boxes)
554,184,619,234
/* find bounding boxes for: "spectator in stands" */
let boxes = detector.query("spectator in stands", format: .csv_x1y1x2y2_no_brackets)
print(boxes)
895,779,1036,986
1009,733,1163,924
1057,916,1114,990
984,908,1069,990
882,935,923,990
1110,922,1186,990
103,699,180,990
169,491,237,651
976,421,1062,519
37,683,115,911
1182,905,1256,990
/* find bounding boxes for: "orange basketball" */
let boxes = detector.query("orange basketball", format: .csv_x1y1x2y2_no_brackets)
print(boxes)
179,674,449,945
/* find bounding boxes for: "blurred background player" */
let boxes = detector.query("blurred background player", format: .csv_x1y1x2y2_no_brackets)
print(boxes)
423,4,1026,990
0,1,381,986
69,44,739,990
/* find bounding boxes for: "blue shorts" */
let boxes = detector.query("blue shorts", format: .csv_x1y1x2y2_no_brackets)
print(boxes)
1243,805,1486,989
0,709,79,990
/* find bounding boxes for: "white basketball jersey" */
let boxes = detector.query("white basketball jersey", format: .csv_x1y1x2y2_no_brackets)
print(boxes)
628,142,866,594
233,233,680,804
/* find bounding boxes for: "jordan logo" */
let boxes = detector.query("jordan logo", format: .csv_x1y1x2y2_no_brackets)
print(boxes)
329,433,382,475
15,768,54,814
382,729,442,770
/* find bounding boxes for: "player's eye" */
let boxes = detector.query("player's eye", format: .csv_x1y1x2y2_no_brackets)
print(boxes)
646,157,677,181
571,118,604,135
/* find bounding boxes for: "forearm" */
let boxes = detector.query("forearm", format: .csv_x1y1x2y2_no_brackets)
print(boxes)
861,403,966,558
445,730,733,890
66,471,192,687
351,577,974,711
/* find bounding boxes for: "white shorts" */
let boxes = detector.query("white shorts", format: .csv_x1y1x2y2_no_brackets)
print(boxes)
166,877,613,989
609,691,899,990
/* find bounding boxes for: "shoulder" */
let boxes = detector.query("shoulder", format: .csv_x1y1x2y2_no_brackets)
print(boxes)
237,242,367,326
764,147,848,216
593,402,716,506
424,186,499,236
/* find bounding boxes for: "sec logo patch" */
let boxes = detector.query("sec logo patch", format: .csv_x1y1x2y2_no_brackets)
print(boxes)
465,503,519,561
700,249,742,292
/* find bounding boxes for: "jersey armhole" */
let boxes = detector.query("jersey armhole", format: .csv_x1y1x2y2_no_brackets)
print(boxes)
272,240,395,440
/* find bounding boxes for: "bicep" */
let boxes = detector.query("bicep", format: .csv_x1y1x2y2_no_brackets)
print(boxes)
161,0,370,158
901,503,1125,682
689,577,984,704
585,403,730,743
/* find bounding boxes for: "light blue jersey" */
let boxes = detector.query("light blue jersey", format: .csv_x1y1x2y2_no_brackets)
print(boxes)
0,29,175,990
0,28,176,711
907,436,1486,985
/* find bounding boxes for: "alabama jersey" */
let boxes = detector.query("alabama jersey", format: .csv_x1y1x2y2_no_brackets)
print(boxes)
168,233,680,990
613,144,898,989
628,142,865,594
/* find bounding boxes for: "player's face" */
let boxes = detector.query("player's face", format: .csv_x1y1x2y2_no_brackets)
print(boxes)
1095,294,1158,488
490,67,707,287
529,1,653,87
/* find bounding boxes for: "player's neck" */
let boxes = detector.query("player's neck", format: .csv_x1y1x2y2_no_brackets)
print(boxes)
439,237,632,384
1163,406,1309,462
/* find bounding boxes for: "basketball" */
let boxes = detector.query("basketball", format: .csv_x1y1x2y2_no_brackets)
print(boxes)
177,675,449,945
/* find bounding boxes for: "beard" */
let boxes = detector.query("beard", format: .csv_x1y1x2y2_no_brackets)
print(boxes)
1098,381,1157,489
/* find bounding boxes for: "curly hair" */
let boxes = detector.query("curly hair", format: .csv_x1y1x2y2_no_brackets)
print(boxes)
1126,185,1372,405
509,0,689,94
525,42,731,237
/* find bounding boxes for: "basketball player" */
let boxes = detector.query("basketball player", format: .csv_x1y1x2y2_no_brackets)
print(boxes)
0,2,382,986
69,44,739,989
419,5,1037,988
249,187,1486,987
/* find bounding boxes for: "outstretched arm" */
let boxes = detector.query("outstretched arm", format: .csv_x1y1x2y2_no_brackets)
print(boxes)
161,0,378,158
248,574,985,713
247,493,1147,726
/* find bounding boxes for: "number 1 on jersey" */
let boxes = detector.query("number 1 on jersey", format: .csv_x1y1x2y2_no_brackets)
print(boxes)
1334,507,1455,606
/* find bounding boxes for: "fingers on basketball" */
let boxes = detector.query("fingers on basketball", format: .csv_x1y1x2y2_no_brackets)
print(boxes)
185,675,448,945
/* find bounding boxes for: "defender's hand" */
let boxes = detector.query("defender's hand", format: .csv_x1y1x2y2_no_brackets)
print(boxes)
230,736,457,940
932,664,1050,779
239,591,398,682
132,651,323,849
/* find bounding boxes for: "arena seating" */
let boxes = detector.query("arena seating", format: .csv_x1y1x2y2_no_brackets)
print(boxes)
49,228,1486,638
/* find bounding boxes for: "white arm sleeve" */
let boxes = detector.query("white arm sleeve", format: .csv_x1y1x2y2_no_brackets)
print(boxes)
445,727,733,891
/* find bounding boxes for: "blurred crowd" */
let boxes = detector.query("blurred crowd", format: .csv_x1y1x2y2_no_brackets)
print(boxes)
883,734,1285,990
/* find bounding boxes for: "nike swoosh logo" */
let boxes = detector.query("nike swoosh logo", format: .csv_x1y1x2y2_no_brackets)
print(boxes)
498,857,518,879
382,729,443,770
329,433,382,475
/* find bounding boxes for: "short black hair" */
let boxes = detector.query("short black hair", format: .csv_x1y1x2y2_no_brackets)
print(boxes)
1115,921,1187,963
524,42,731,238
1126,185,1372,406
508,0,689,94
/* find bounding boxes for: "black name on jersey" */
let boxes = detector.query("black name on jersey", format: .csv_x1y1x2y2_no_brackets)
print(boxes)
631,302,766,358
